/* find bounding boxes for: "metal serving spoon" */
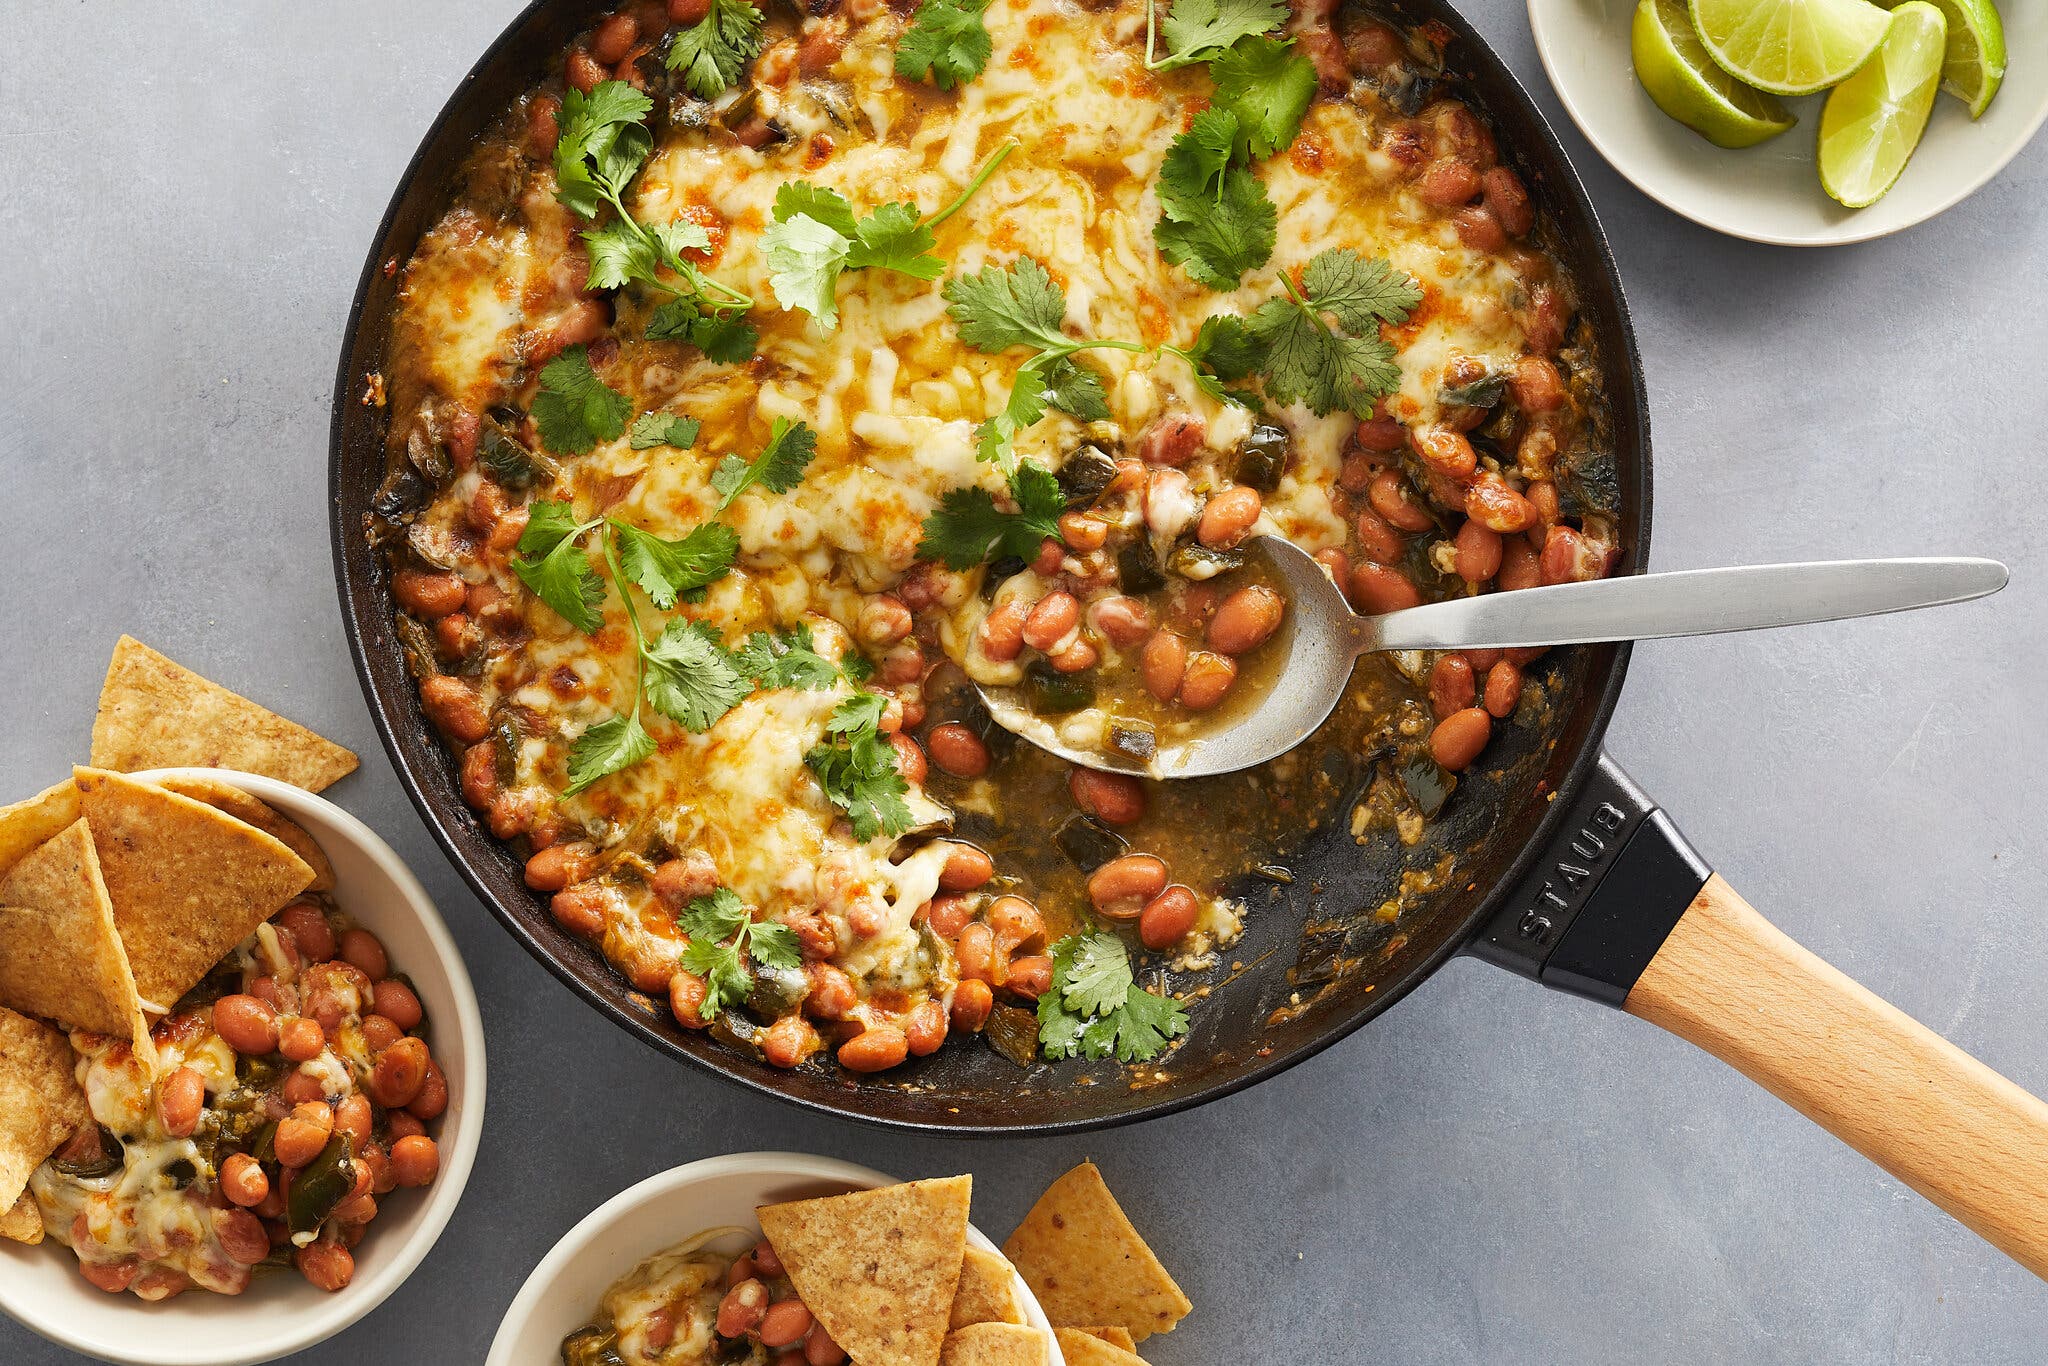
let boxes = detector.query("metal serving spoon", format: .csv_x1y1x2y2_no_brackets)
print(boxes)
975,538,2010,779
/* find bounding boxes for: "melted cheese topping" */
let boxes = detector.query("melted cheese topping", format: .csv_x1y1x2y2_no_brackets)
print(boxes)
387,0,1578,1021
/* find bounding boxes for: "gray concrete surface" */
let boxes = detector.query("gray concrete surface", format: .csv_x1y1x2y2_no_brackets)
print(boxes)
2,2,2045,1362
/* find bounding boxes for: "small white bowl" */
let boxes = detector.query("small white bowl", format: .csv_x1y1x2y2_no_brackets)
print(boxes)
0,768,487,1366
1528,0,2048,244
489,1152,1065,1366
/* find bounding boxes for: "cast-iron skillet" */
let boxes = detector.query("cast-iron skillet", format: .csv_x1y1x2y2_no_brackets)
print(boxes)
330,0,2048,1276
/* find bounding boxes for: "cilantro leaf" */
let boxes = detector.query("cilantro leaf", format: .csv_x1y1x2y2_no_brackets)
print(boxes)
734,624,842,692
844,202,942,279
553,82,656,219
1157,109,1241,218
805,694,913,841
629,412,701,450
747,920,801,971
773,181,860,237
1188,312,1266,380
895,0,992,90
680,886,750,943
1037,933,1189,1064
646,300,759,362
511,501,605,632
762,213,853,325
611,520,738,608
641,620,752,731
1209,35,1317,159
711,418,818,508
666,0,765,99
1037,355,1110,422
1155,0,1287,67
974,364,1049,466
916,459,1064,569
943,256,1072,354
678,888,797,1020
1154,164,1277,289
1298,248,1424,333
564,711,656,795
582,219,663,293
532,345,631,456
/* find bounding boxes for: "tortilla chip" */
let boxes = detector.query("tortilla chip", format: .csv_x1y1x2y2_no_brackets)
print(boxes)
1071,1328,1137,1352
1003,1163,1190,1342
153,775,336,893
759,1175,972,1366
0,820,147,1041
952,1245,1026,1328
0,1006,90,1211
939,1324,1049,1366
1054,1329,1147,1365
90,636,357,791
0,781,82,881
74,768,314,1009
0,1190,43,1244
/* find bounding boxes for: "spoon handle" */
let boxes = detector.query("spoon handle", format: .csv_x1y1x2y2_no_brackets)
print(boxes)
1364,557,2011,651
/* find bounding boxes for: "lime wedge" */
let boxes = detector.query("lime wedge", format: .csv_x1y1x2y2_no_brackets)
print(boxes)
1689,0,1894,95
1634,0,1796,147
1820,0,1948,206
1884,0,2004,116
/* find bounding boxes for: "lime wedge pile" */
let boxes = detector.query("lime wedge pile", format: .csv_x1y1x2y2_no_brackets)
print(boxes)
1625,0,2006,206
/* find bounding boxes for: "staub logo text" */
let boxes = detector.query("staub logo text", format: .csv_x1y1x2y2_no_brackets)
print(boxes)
1516,801,1629,943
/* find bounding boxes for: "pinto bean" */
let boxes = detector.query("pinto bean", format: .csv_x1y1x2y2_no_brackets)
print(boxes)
1139,415,1205,467
1419,158,1481,206
213,994,279,1055
295,1240,354,1293
1090,596,1152,648
1523,283,1567,355
1498,537,1541,592
1429,707,1493,771
1059,511,1109,552
1089,854,1168,919
1003,956,1052,1000
938,843,995,892
668,0,712,20
566,48,607,94
838,1026,910,1073
1454,520,1503,583
652,850,719,908
949,979,994,1033
905,1000,947,1057
857,593,913,646
1069,768,1147,826
986,896,1046,954
1509,355,1566,414
1350,563,1423,614
525,95,562,159
1481,166,1534,237
1453,205,1507,253
419,675,489,744
1465,476,1537,534
371,1038,431,1109
524,842,595,892
591,12,641,63
1429,655,1476,719
390,1134,440,1188
392,570,466,619
1351,416,1409,453
977,600,1027,662
339,928,388,981
670,971,711,1029
1354,508,1406,565
1139,885,1201,950
878,641,923,686
1315,547,1352,590
278,1016,325,1063
1178,651,1237,711
1207,586,1283,655
273,1103,334,1169
1021,592,1080,652
888,732,928,786
1049,638,1099,674
1140,632,1189,702
1030,537,1064,577
157,1067,205,1138
926,723,990,779
1539,525,1611,584
719,1279,771,1337
1197,486,1263,548
459,742,501,811
1412,426,1478,480
551,884,609,939
956,922,996,983
1484,660,1523,718
760,1015,814,1070
221,1153,269,1208
1368,470,1435,532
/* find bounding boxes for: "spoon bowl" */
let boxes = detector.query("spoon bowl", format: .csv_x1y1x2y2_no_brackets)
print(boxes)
975,538,2009,779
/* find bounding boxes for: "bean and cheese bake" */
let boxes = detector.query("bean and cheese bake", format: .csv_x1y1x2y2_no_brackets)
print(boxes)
370,0,1618,1077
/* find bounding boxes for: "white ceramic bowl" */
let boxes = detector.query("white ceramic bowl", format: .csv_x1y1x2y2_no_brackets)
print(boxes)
1528,0,2048,244
489,1152,1065,1366
0,768,487,1366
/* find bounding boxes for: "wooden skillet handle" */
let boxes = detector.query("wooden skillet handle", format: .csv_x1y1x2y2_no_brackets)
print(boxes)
1626,873,2048,1278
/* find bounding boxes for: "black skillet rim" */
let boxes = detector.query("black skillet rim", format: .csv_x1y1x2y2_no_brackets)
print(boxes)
328,0,1650,1135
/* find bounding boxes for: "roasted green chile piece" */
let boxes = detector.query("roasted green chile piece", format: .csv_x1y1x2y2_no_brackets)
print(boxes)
560,1327,629,1366
1023,660,1095,714
1056,444,1119,506
50,1125,122,1179
1167,540,1244,579
1233,421,1289,493
984,1004,1041,1067
287,1133,357,1238
1053,814,1127,872
1116,540,1166,594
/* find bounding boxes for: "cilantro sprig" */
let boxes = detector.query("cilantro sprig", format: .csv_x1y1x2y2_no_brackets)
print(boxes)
896,0,993,90
760,144,1014,328
941,255,1146,467
553,81,757,360
1038,933,1189,1063
1145,0,1286,70
630,412,702,451
805,693,914,841
665,0,766,99
916,460,1064,571
678,887,802,1021
1153,108,1278,291
532,346,634,459
1183,248,1420,417
710,417,819,510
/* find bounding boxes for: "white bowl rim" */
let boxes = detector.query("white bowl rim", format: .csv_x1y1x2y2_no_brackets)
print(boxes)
1525,0,2048,246
0,767,488,1366
488,1151,1065,1366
